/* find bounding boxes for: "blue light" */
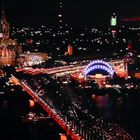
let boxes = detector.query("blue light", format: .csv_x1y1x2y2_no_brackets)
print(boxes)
84,60,115,76
85,60,112,71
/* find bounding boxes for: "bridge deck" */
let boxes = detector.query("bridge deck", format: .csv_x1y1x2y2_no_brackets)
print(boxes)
10,76,83,140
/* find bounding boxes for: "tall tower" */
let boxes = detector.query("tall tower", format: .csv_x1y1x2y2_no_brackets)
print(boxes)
0,2,10,40
0,1,22,67
55,0,66,58
57,0,64,35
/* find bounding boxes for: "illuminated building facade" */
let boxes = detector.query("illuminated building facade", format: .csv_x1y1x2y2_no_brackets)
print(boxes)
17,53,48,67
0,9,22,67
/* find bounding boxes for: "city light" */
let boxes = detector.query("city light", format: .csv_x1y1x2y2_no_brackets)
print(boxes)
0,0,140,140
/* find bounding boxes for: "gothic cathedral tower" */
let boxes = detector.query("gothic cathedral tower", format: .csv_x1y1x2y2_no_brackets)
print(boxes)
0,2,10,40
0,3,22,67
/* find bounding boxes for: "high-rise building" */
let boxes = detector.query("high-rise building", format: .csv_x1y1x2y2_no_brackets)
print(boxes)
110,13,117,27
0,7,22,67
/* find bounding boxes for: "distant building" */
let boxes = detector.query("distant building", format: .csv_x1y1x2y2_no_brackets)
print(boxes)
0,9,22,67
110,13,117,27
17,52,48,67
67,44,73,56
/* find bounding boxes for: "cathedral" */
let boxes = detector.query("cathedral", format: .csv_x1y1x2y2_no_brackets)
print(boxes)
0,9,22,67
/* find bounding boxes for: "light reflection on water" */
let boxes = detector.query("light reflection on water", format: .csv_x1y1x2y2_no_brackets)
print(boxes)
92,94,116,119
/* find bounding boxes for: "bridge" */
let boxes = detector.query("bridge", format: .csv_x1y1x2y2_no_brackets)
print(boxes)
10,76,82,140
16,59,126,77
10,60,132,140
10,78,133,139
16,65,86,75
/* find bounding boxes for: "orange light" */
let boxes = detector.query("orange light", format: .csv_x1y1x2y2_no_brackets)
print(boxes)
60,134,67,140
29,100,35,109
68,44,73,56
117,69,127,78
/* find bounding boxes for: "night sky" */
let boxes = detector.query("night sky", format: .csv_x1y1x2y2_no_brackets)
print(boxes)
1,0,140,26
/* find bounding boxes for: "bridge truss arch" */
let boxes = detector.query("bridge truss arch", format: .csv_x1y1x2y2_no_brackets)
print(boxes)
84,60,115,77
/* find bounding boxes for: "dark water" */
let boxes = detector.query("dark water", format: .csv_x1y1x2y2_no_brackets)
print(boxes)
0,90,140,140
93,93,140,140
0,98,64,140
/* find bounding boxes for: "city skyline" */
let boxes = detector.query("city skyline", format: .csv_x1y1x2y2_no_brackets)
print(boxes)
1,0,140,27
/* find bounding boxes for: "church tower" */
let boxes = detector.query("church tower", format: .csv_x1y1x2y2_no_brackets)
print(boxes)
0,2,10,40
0,10,10,39
0,2,22,67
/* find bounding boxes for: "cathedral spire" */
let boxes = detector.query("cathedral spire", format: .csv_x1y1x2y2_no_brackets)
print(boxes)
0,0,10,40
1,0,6,22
